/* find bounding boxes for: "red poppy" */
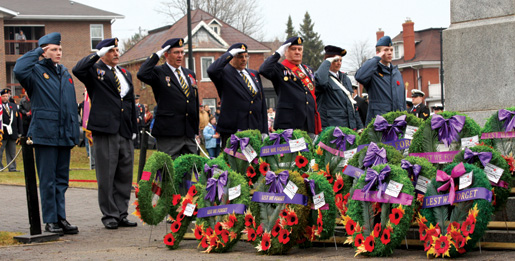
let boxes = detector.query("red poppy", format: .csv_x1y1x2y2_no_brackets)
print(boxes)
423,238,432,251
287,212,298,226
256,224,263,236
221,229,229,243
134,186,140,198
434,235,451,256
381,228,391,245
301,173,309,179
343,192,350,204
205,227,214,236
247,228,257,241
176,211,185,222
450,230,465,249
246,165,256,178
354,233,364,247
215,222,224,235
335,193,344,210
259,162,270,175
209,236,218,247
364,235,375,252
373,223,382,238
227,214,237,228
271,223,281,237
200,235,209,248
261,233,271,251
317,215,323,228
346,219,356,235
502,154,515,172
170,221,181,233
121,68,126,74
295,155,308,168
278,228,290,244
447,221,461,232
333,178,344,193
245,213,255,227
461,218,475,237
426,225,439,241
181,198,192,211
305,225,315,241
164,233,175,246
187,185,197,196
172,194,182,206
324,172,334,183
419,223,428,241
250,72,255,77
68,78,73,84
396,80,400,86
194,225,204,240
389,207,404,225
279,208,289,218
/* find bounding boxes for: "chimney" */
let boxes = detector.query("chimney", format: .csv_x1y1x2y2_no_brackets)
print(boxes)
376,28,384,41
402,18,415,61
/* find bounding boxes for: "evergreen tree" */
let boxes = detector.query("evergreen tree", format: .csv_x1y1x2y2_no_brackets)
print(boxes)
299,12,324,68
285,15,296,40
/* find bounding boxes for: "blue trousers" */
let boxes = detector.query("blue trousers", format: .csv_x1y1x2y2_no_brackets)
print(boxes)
34,145,71,223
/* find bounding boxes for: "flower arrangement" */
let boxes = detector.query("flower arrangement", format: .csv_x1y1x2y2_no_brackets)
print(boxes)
222,129,263,187
261,129,314,173
481,107,515,157
357,111,423,145
400,156,437,214
163,184,199,250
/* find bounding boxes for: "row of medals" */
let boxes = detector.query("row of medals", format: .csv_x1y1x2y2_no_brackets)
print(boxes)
283,69,314,91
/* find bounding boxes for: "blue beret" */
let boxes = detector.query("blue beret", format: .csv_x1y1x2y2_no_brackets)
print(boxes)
227,43,247,52
38,32,61,46
284,36,303,46
95,38,119,50
162,38,184,48
376,36,392,47
324,45,347,57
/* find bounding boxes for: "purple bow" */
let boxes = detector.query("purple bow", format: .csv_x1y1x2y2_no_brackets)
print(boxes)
374,115,407,142
204,170,228,202
230,134,250,154
304,178,316,196
464,148,492,167
330,127,355,151
362,165,390,198
269,129,293,145
204,164,219,179
155,169,163,182
363,142,387,167
265,170,289,193
498,109,515,133
431,115,466,147
436,162,466,205
401,159,421,186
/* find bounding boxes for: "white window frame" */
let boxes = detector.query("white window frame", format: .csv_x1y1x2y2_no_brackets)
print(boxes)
90,24,104,51
202,98,217,115
184,57,195,72
200,57,214,81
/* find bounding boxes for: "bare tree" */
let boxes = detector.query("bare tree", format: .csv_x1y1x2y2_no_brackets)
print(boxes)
342,39,375,74
156,0,263,39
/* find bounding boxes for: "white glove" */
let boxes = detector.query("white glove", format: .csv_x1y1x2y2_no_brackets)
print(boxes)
229,48,246,57
357,129,364,134
326,55,341,63
132,133,137,140
276,42,292,57
156,45,171,58
96,45,115,57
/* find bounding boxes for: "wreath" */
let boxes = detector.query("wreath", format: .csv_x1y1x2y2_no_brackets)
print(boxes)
343,164,416,257
481,107,515,170
400,156,437,214
173,154,209,196
417,162,493,258
358,111,423,145
222,129,263,187
452,145,512,212
243,169,310,255
194,167,251,253
134,151,175,225
260,129,314,173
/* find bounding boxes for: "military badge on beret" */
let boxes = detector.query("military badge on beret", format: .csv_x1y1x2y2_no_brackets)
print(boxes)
179,39,183,47
297,37,302,44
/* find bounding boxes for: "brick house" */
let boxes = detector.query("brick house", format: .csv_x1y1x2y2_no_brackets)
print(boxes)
378,20,446,110
119,9,271,114
0,0,123,101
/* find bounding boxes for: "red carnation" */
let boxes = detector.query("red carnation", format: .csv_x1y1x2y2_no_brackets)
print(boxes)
164,233,175,246
301,173,309,179
364,235,375,252
278,228,290,244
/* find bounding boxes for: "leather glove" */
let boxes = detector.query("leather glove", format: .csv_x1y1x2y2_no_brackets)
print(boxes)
96,45,115,57
326,55,341,63
276,42,292,56
229,48,246,56
156,45,171,58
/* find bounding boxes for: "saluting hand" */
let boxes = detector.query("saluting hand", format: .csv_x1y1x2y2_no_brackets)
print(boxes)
229,48,245,56
156,45,171,58
276,42,292,57
96,45,115,57
41,45,50,57
376,49,386,60
326,55,341,63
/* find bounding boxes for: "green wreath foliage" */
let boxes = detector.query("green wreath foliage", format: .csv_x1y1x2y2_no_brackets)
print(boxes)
418,163,493,258
345,164,416,257
452,145,512,212
197,157,231,185
222,129,263,186
313,126,359,179
401,156,437,212
481,107,515,156
261,129,314,173
173,154,209,196
246,169,310,255
194,169,251,253
358,111,423,145
136,151,175,225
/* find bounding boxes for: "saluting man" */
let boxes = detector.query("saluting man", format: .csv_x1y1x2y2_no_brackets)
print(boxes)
259,36,321,138
73,38,138,229
207,43,267,147
137,38,199,159
409,89,430,120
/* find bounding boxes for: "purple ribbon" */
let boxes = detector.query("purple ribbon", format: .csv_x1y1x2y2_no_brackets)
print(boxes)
362,165,390,198
230,134,249,154
155,169,163,183
342,164,365,179
422,187,492,208
373,115,407,142
401,159,421,186
431,114,466,146
464,148,492,167
357,139,412,152
304,178,316,196
498,109,515,132
265,170,289,193
481,131,515,139
409,151,460,163
204,164,219,179
204,170,228,202
269,129,293,145
363,142,387,167
197,204,246,218
251,191,307,205
352,190,413,205
330,128,355,151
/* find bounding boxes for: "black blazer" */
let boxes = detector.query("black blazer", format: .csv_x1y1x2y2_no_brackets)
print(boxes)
137,54,199,138
259,52,316,133
2,102,22,139
409,103,430,120
207,52,267,134
354,95,368,127
72,54,137,139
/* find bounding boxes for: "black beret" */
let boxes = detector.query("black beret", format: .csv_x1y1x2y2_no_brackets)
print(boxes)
324,45,347,57
96,38,119,49
38,32,61,46
162,38,184,48
284,36,303,46
227,43,248,53
1,89,10,95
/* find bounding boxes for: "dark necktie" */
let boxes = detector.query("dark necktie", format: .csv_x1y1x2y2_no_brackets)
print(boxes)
111,67,121,93
241,71,256,96
4,104,9,116
176,69,190,97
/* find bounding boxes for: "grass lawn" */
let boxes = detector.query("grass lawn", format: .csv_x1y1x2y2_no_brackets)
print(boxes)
0,231,23,246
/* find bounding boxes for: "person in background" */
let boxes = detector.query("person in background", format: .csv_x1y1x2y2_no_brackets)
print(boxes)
408,89,430,120
267,107,275,132
352,85,368,127
214,107,221,122
0,89,22,172
203,116,220,158
432,103,444,114
19,93,32,136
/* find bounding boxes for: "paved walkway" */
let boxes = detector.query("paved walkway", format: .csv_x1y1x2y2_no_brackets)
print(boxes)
0,185,513,260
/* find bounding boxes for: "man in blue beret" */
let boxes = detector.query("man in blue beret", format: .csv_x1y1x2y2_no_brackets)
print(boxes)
315,45,363,131
259,36,322,137
355,36,406,125
73,38,138,229
207,43,267,147
14,32,80,235
137,38,199,159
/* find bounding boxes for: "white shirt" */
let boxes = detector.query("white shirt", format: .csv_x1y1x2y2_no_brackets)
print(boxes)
105,64,129,98
166,63,189,87
239,69,258,92
329,71,339,79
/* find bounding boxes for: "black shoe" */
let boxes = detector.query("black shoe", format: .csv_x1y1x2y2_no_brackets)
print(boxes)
118,218,137,227
9,169,20,172
104,220,118,229
58,219,79,234
45,223,64,236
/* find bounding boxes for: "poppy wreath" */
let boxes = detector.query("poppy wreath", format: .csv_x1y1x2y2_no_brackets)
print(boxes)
134,151,175,225
417,163,493,258
194,168,251,253
400,156,437,214
343,164,416,257
243,169,310,255
481,107,515,168
357,111,423,145
222,129,263,187
172,154,209,197
260,129,314,173
452,145,512,212
196,157,231,185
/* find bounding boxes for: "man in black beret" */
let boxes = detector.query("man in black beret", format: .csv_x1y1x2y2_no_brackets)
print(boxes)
0,88,22,173
137,38,199,158
409,89,430,120
207,43,267,147
259,36,321,137
73,38,138,229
